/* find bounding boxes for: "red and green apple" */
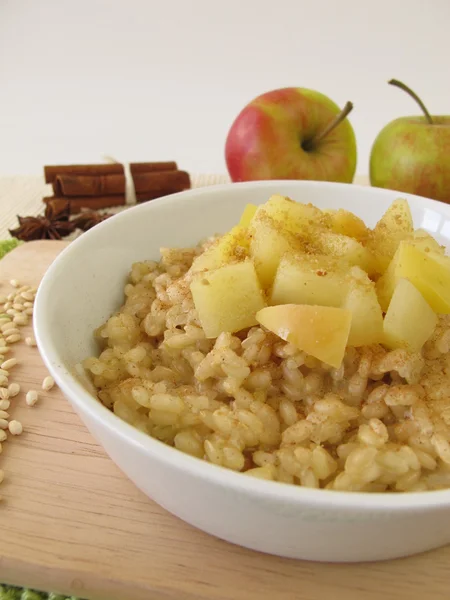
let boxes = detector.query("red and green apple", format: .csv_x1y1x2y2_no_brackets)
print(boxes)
370,79,450,203
225,87,357,183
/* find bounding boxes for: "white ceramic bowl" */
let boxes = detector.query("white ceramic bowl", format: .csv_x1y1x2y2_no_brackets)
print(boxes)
34,180,450,563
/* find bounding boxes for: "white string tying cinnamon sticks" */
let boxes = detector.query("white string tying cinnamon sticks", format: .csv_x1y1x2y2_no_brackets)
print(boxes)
102,155,137,206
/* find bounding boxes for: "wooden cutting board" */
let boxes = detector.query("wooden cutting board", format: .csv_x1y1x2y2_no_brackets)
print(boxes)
1,240,449,600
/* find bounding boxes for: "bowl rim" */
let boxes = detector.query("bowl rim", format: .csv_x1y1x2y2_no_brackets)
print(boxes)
34,179,450,510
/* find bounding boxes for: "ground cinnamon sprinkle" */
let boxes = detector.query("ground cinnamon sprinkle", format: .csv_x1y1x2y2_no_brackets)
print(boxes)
83,237,450,493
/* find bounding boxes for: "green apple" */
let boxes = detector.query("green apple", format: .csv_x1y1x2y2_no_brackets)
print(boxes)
370,79,450,203
225,87,357,183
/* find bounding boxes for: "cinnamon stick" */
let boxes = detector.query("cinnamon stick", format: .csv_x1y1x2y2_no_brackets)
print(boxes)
44,187,189,214
44,162,178,184
53,170,190,197
43,196,124,212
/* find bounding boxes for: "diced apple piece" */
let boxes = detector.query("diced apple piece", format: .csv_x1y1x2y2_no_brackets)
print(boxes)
270,254,347,307
258,194,328,234
410,229,445,254
342,267,384,346
383,278,437,352
256,304,352,368
375,256,396,313
376,198,413,232
376,241,450,313
314,230,377,275
249,212,311,289
324,208,368,241
190,260,266,338
430,251,450,272
190,226,250,274
239,204,258,228
367,199,414,272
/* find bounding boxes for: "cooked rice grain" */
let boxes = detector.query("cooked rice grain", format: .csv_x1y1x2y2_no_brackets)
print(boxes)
84,245,450,493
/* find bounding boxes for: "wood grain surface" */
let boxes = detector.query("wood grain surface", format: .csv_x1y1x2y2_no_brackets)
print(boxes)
0,240,449,600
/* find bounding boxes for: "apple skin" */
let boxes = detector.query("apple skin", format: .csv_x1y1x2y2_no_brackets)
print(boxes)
225,87,357,183
370,116,450,203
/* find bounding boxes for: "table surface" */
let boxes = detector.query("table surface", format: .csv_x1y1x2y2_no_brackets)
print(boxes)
2,174,449,600
0,237,449,600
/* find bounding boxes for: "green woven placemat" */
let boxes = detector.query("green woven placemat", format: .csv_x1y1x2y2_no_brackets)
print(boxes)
0,238,23,259
0,585,81,600
0,240,83,600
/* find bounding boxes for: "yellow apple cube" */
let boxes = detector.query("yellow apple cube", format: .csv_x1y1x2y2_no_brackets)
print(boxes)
190,225,250,274
342,268,384,346
376,198,413,233
410,229,445,254
190,260,266,338
383,278,438,352
238,204,258,228
256,304,352,368
270,254,347,307
324,208,368,241
375,255,398,312
368,198,414,272
314,230,376,275
260,194,327,234
376,241,450,313
249,212,311,289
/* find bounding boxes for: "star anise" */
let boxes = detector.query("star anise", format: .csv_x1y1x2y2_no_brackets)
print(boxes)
9,199,75,241
71,210,111,232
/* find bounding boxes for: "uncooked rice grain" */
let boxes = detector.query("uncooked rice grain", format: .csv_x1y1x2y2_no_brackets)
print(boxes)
8,420,22,435
1,358,17,370
42,376,55,392
84,240,450,493
5,333,21,343
8,383,20,397
26,390,39,406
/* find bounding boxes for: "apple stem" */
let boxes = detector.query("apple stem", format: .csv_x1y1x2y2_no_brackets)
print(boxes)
388,79,434,125
302,101,354,151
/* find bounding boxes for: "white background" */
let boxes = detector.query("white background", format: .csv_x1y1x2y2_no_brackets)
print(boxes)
1,0,449,176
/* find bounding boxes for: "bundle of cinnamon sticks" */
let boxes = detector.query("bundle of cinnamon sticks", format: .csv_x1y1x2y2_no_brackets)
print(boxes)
43,161,191,214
